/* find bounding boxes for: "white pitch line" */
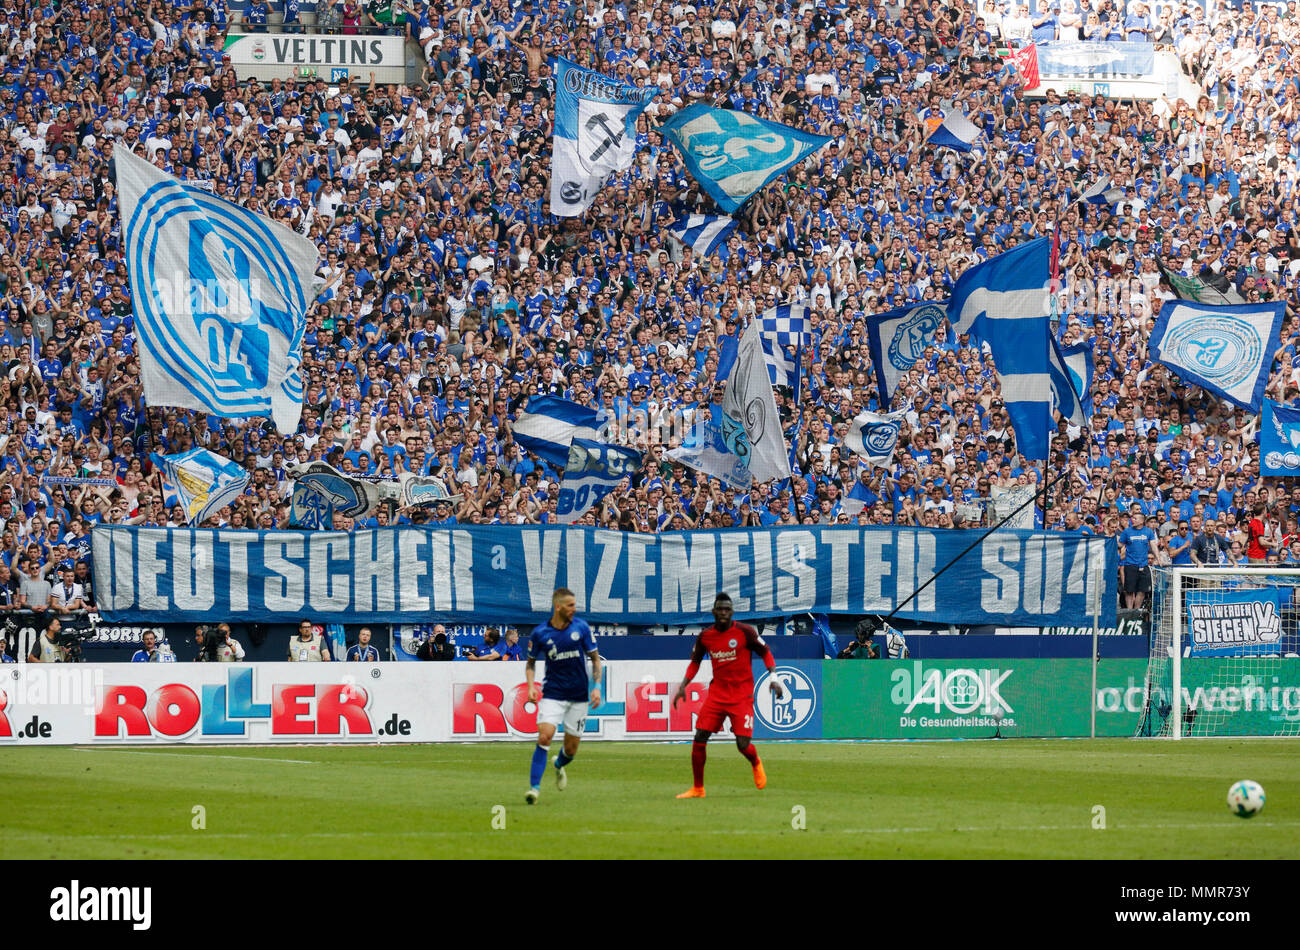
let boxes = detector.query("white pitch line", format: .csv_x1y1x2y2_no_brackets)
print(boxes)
71,748,317,765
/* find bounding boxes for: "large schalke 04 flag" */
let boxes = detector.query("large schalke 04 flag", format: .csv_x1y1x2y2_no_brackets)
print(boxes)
512,396,606,469
865,301,949,407
151,448,249,525
116,146,317,435
948,238,1054,460
1150,300,1285,412
1262,399,1300,476
550,57,658,217
660,105,831,213
556,439,643,524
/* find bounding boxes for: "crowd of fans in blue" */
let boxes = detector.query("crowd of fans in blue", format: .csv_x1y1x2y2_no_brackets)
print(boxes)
0,0,1298,619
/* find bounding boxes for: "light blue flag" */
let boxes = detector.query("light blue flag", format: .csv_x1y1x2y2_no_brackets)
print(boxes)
512,396,605,468
926,112,981,152
116,146,317,435
286,460,379,519
865,301,950,408
291,481,334,529
660,105,831,212
1150,300,1284,412
556,439,643,523
1079,175,1126,206
1048,337,1088,426
667,214,737,257
1262,399,1300,476
151,448,249,525
948,238,1054,460
845,409,908,468
550,57,659,216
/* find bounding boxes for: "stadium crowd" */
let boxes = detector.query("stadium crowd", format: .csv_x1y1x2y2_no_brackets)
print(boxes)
1,0,1300,617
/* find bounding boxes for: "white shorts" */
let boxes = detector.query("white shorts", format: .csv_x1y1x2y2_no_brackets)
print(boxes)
538,698,589,734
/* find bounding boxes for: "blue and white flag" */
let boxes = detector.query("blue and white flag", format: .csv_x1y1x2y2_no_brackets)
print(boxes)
761,334,798,388
845,409,908,468
1048,337,1089,426
291,481,334,529
1079,175,1125,206
116,146,317,435
1055,339,1094,423
1262,399,1300,476
660,105,831,213
550,57,659,217
286,460,379,519
1149,300,1285,412
512,396,605,468
667,214,737,257
948,238,1054,460
841,473,878,517
556,439,643,524
151,448,249,525
926,112,981,152
865,301,949,407
398,472,452,508
758,303,811,389
725,320,792,483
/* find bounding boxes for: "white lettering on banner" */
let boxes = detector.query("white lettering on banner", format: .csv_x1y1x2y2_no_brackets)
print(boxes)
982,536,1020,612
823,532,857,611
861,533,892,610
752,531,774,612
398,532,430,612
625,534,657,613
914,533,936,611
776,531,816,610
309,535,350,612
101,530,131,610
264,535,305,612
522,531,562,611
172,533,215,611
137,532,166,611
1024,537,1059,614
720,533,752,611
565,529,587,611
221,531,256,611
428,531,451,611
355,531,395,611
453,531,474,609
591,530,624,612
896,533,915,608
660,534,717,612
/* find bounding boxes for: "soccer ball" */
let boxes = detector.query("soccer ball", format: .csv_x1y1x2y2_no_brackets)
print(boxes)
1226,780,1266,819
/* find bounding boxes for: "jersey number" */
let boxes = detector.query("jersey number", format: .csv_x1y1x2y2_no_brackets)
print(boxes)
744,715,753,730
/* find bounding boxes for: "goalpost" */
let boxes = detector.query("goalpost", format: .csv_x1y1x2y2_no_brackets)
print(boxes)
1138,567,1300,738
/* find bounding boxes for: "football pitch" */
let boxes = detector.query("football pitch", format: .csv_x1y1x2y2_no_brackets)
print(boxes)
3,739,1297,860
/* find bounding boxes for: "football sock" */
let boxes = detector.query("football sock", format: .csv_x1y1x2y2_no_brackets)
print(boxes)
691,741,707,787
530,743,550,787
739,743,760,766
555,750,573,769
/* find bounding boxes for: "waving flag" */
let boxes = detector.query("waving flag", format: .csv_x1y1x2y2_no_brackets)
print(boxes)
661,105,831,212
757,304,812,389
1079,175,1126,206
116,146,316,435
948,238,1054,460
286,460,380,518
845,409,908,468
842,472,879,517
1048,337,1088,427
667,214,737,257
550,57,658,217
725,321,793,483
666,401,751,490
1262,399,1300,476
926,113,981,152
556,439,643,523
512,396,605,468
865,301,950,407
1013,43,1040,90
152,449,249,525
291,482,334,529
1150,300,1284,412
1159,260,1246,306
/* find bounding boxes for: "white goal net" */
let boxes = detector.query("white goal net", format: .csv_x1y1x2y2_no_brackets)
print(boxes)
1137,567,1300,738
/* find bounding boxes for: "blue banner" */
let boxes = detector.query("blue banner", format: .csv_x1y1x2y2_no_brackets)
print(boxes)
1262,399,1300,476
1187,588,1287,657
1150,300,1284,412
751,661,823,739
660,105,830,213
1037,41,1154,78
92,525,1116,628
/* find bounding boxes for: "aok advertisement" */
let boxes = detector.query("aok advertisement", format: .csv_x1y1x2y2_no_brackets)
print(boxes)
0,661,823,745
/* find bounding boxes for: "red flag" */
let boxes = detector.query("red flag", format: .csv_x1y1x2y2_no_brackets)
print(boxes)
1013,43,1040,90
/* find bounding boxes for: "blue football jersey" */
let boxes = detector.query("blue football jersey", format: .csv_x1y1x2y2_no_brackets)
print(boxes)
528,618,598,702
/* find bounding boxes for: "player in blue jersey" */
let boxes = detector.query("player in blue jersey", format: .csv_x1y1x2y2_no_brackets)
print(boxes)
524,587,602,804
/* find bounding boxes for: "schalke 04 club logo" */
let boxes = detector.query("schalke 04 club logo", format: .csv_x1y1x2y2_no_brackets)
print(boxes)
1163,315,1262,388
887,304,945,370
860,420,900,454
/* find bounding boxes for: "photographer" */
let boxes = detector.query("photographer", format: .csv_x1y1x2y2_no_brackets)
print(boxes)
838,617,882,659
416,627,455,661
27,617,66,663
196,623,246,662
288,619,330,661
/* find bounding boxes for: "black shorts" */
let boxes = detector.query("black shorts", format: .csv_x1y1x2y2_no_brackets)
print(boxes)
1122,565,1151,594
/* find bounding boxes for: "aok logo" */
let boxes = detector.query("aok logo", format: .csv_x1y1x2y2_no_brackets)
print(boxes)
93,668,373,738
895,666,1014,716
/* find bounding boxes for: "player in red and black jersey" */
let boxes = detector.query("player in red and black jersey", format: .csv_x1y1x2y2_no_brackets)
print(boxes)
671,592,783,798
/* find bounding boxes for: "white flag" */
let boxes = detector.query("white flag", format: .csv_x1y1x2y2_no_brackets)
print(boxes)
721,321,791,483
845,409,908,468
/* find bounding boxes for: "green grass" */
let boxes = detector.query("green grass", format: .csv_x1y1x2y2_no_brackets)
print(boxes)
3,739,1297,859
